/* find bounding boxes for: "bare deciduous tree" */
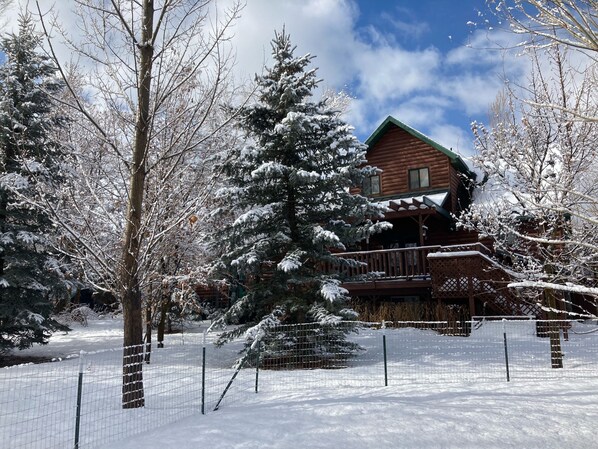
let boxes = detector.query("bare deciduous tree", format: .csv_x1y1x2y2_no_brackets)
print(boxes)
460,43,597,368
492,0,597,122
461,44,598,312
35,0,243,408
493,0,597,54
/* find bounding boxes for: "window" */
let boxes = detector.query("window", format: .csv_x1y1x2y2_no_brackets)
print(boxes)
363,175,381,195
409,168,430,190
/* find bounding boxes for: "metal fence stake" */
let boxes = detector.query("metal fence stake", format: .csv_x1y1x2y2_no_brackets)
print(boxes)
201,332,206,415
74,350,85,449
503,319,510,382
255,342,260,394
382,326,388,387
214,349,253,411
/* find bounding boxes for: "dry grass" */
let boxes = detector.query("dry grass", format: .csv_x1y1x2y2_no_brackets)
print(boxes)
352,300,470,335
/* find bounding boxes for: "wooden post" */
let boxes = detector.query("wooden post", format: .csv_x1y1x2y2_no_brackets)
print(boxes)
468,261,475,317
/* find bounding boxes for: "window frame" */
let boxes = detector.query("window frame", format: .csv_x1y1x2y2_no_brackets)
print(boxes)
363,174,381,196
370,174,381,195
408,167,430,190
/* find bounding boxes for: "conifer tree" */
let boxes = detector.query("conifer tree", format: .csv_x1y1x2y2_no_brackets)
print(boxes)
211,30,389,345
0,13,67,353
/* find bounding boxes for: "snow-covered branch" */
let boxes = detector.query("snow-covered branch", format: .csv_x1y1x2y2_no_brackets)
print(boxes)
509,280,598,298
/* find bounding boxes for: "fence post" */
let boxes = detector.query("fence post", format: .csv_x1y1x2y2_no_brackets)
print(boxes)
213,348,253,411
255,341,260,394
201,331,206,415
382,322,388,387
74,350,85,449
502,319,510,382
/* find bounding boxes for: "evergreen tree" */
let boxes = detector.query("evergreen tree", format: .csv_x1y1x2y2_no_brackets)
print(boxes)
0,13,68,353
211,30,389,346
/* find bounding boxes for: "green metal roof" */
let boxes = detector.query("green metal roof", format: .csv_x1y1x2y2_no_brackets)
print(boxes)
365,116,475,179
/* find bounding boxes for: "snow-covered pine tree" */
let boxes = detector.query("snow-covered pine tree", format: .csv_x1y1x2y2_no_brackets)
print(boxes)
210,30,390,357
0,13,68,353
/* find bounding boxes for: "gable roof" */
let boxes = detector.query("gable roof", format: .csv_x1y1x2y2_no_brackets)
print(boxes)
365,116,475,179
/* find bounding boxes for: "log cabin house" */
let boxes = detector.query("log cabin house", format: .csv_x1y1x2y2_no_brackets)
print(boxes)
335,116,541,320
197,116,545,321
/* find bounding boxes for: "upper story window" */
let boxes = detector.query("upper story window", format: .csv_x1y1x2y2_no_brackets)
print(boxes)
363,175,381,195
409,168,430,190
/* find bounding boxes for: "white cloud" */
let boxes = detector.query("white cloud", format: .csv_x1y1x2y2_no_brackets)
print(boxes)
227,0,360,88
442,29,530,116
228,0,443,110
354,46,441,101
392,95,452,129
2,0,532,158
428,123,475,156
446,29,524,67
440,73,506,116
380,10,431,41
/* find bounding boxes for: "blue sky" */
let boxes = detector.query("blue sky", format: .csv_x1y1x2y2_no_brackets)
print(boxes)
2,0,527,156
228,0,526,156
344,0,498,147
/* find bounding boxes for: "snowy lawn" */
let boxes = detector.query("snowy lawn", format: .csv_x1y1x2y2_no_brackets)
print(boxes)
111,378,598,449
3,317,598,449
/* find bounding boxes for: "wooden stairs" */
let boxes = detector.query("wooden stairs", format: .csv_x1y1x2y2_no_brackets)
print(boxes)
427,246,541,317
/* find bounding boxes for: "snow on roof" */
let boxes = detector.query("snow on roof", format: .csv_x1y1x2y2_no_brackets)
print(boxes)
376,192,449,213
419,192,449,207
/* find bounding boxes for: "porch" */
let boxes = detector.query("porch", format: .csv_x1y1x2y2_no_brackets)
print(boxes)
330,244,539,318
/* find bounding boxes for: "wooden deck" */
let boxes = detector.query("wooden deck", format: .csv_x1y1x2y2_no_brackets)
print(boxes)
328,246,438,295
329,244,540,317
334,246,439,279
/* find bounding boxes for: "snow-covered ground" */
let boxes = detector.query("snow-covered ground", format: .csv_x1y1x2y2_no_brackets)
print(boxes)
2,316,598,449
113,379,598,449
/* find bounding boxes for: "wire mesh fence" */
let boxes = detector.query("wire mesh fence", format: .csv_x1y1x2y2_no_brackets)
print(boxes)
1,318,597,449
2,344,189,449
1,355,80,449
256,319,598,391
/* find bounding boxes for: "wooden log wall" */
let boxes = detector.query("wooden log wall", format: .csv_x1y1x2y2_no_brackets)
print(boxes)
366,127,452,202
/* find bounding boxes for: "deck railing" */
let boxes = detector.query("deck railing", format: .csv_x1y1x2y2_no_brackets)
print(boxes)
437,242,493,256
329,245,442,280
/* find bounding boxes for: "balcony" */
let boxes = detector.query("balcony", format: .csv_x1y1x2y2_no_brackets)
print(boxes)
322,246,441,296
333,246,440,280
328,243,538,317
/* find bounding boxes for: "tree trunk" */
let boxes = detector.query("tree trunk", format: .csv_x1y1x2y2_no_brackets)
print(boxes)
157,294,170,348
545,288,563,369
285,176,300,243
0,150,16,316
121,0,154,409
0,195,6,312
144,305,152,364
122,289,145,408
539,222,563,369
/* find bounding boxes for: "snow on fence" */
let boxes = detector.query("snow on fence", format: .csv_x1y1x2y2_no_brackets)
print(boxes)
1,319,597,449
